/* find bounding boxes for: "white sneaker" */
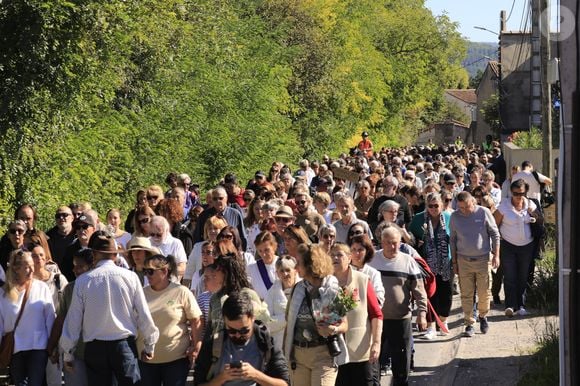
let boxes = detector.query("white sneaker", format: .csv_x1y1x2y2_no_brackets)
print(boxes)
423,327,437,340
438,322,449,336
505,307,514,317
517,307,530,316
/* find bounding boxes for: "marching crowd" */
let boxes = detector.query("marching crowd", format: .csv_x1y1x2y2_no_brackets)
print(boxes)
0,132,553,386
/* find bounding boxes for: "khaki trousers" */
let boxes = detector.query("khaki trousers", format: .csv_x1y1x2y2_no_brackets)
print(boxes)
457,256,491,325
291,345,337,386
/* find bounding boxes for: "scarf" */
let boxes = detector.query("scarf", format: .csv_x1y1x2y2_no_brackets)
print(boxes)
423,212,452,281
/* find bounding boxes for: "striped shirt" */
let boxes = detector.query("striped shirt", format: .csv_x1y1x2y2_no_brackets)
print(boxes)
368,251,427,319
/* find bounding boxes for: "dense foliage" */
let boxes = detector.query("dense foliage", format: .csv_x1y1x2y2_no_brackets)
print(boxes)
0,0,467,228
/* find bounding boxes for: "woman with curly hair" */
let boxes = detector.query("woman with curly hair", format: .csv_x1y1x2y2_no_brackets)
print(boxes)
205,254,269,340
284,244,349,386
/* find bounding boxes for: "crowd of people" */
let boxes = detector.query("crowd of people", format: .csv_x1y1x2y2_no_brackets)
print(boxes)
0,132,553,386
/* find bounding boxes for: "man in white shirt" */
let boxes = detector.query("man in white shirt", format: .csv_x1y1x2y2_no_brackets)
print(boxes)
511,161,552,202
60,231,159,386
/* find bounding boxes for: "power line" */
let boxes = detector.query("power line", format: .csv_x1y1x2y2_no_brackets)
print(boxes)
506,0,517,21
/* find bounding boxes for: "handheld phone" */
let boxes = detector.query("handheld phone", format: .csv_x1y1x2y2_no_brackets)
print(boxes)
230,360,242,369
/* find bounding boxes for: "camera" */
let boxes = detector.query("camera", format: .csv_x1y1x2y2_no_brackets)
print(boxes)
326,335,341,357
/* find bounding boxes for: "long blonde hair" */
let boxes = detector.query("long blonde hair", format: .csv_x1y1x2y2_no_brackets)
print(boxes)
2,250,32,302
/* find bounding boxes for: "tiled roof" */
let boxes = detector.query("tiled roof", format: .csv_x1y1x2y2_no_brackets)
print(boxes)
445,89,477,105
488,61,499,77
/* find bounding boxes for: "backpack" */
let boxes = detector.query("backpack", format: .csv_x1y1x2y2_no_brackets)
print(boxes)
532,171,555,208
414,256,436,298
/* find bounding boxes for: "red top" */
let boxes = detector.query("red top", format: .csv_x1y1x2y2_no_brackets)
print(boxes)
366,280,383,320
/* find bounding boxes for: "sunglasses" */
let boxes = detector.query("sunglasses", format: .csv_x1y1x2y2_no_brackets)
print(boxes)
150,232,163,238
9,228,25,235
147,195,159,200
143,267,164,276
428,204,440,209
511,191,526,197
55,213,70,219
275,217,292,223
138,217,150,225
349,230,364,237
225,326,251,336
75,223,91,230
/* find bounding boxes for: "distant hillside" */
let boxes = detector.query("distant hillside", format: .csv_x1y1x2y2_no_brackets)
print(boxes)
463,42,498,78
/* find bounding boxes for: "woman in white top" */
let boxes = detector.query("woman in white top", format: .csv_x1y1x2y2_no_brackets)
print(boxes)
347,234,385,307
189,241,215,296
106,209,131,249
246,231,279,300
493,178,540,317
264,255,299,350
30,243,68,386
183,215,227,287
243,197,266,256
0,250,55,386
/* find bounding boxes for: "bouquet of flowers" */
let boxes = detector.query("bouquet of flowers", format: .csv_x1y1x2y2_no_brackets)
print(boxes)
311,283,359,356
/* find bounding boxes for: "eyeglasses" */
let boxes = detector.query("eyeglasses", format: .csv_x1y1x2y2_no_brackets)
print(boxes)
511,191,526,197
75,223,91,230
225,326,251,336
138,217,150,225
143,267,164,276
147,195,159,201
55,213,70,219
150,232,163,238
427,204,440,209
9,228,25,235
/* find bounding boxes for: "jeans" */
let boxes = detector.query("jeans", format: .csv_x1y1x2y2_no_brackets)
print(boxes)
84,337,140,386
64,358,89,386
501,239,535,310
10,350,48,386
139,357,190,386
381,319,412,386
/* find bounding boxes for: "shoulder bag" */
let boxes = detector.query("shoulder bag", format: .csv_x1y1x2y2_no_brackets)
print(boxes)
0,283,30,368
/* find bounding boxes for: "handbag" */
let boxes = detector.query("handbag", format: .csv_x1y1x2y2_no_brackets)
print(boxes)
0,283,30,368
528,198,546,240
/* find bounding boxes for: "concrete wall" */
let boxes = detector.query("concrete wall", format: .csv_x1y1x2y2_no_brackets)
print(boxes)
500,33,532,134
443,93,476,123
475,66,499,145
416,122,471,145
503,142,542,172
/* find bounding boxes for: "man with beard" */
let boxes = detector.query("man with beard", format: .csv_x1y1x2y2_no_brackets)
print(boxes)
46,206,76,267
61,211,97,281
293,191,325,242
194,292,289,386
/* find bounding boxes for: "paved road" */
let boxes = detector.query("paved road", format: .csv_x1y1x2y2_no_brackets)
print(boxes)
381,292,556,386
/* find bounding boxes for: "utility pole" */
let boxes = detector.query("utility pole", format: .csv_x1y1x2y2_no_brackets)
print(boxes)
540,0,552,177
530,0,542,130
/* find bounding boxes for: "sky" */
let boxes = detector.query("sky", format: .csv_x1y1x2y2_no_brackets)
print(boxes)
425,0,560,42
